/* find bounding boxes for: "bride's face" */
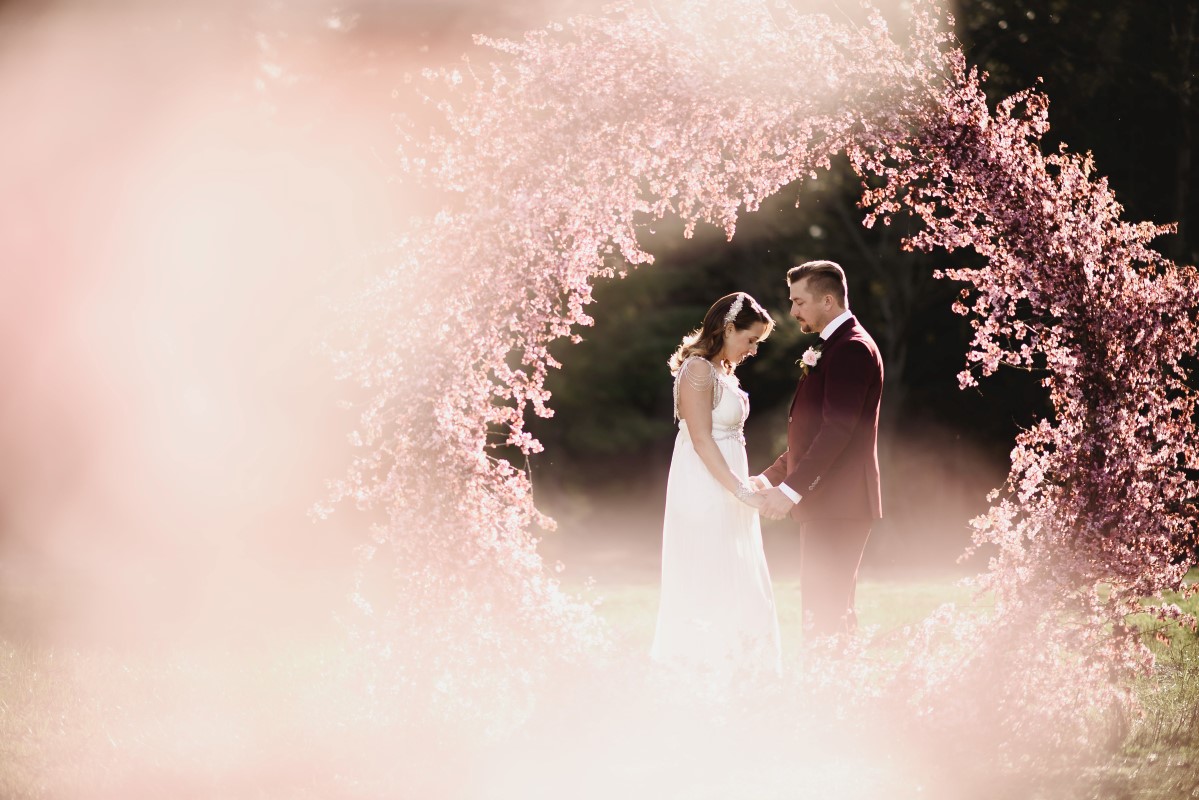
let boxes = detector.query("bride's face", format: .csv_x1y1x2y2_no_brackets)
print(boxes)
722,321,768,365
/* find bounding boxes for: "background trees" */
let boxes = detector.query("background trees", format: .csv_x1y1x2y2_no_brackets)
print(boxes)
527,1,1198,575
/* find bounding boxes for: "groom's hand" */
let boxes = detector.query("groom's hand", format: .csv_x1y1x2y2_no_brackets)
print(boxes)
749,474,770,492
756,488,796,521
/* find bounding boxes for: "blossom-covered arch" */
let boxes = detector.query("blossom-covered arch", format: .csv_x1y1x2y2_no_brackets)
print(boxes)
325,0,1199,736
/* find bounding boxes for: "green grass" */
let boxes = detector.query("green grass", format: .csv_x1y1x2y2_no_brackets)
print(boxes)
1109,582,1199,799
1,577,1197,799
582,576,984,658
536,576,1199,800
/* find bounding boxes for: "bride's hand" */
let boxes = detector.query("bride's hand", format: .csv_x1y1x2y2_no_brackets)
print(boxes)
735,483,765,509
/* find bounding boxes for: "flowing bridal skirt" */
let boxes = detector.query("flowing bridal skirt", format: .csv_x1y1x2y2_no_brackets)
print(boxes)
651,423,782,675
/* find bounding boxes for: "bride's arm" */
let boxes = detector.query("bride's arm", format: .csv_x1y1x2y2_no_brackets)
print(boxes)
677,359,757,503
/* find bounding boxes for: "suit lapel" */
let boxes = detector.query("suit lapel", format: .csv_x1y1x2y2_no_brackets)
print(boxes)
790,315,857,412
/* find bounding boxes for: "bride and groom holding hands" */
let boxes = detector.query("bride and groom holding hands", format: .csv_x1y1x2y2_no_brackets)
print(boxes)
651,260,884,673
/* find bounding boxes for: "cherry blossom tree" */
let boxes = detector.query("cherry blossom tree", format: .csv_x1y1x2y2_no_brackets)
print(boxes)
323,0,1199,747
860,48,1199,753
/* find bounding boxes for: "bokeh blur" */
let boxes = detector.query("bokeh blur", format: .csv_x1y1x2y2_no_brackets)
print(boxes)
0,0,1195,647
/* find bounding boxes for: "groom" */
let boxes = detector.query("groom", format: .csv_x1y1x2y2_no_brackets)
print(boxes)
753,260,883,637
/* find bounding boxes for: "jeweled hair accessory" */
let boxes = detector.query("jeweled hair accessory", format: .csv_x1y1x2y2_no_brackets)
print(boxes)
723,292,745,326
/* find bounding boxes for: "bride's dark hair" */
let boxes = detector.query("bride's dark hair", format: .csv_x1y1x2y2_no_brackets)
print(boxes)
669,292,774,374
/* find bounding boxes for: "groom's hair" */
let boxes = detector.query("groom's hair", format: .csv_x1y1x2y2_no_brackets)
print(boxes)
787,260,848,308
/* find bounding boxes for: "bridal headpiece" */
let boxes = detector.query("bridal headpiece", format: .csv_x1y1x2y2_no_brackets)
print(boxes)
723,292,746,326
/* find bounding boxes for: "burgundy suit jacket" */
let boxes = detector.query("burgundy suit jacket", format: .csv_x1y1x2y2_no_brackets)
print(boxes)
762,316,883,522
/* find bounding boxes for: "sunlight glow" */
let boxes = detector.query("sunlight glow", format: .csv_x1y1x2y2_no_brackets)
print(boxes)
2,0,1192,797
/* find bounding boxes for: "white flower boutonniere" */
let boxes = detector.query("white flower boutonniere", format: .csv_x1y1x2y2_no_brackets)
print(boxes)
797,345,823,378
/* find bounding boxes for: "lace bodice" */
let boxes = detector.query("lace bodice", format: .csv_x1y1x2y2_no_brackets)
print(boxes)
671,356,749,442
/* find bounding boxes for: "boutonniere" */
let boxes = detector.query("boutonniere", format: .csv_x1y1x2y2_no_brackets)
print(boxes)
796,342,823,378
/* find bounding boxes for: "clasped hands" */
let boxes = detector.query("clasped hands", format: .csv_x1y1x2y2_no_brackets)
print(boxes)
743,475,796,521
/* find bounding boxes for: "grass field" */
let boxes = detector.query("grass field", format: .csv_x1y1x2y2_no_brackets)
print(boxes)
580,576,985,666
1,576,1197,799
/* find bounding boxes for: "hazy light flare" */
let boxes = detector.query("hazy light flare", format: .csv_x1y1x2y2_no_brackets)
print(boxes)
0,1,429,648
2,0,1195,797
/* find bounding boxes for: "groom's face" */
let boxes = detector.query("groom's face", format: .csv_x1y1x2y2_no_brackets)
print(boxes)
789,278,828,335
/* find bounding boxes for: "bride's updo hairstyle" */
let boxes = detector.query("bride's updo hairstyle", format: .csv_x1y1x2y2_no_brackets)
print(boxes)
669,292,774,373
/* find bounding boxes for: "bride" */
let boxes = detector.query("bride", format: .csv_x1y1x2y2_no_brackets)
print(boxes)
651,292,782,674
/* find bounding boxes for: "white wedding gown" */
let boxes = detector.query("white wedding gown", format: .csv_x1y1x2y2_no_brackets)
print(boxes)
651,356,782,674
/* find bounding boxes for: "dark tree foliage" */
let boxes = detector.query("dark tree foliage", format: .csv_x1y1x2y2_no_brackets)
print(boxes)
535,0,1196,490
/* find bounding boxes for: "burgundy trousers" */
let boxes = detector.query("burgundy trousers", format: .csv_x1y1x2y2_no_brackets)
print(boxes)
798,518,873,636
